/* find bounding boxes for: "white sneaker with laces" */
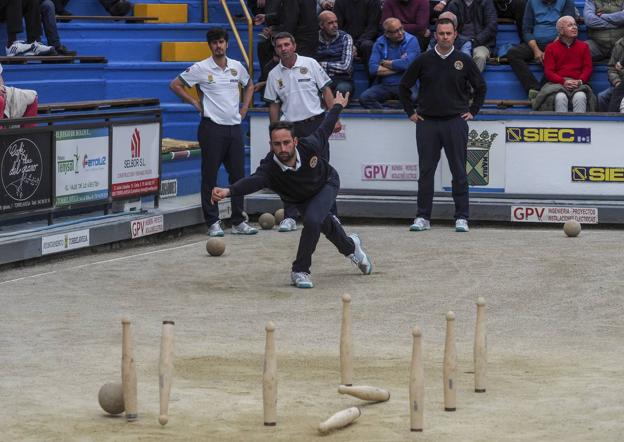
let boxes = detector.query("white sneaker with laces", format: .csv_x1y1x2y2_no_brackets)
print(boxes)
348,233,372,275
278,217,297,232
207,221,224,237
410,217,431,231
31,41,57,56
291,271,314,288
231,221,258,235
6,40,56,56
455,218,469,232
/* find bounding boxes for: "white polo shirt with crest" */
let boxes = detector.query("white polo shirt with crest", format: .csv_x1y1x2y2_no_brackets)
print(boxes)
263,54,332,122
179,56,249,125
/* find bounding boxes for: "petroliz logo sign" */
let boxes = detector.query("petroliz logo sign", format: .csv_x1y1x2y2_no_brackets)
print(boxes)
506,127,591,143
511,206,598,224
571,166,624,182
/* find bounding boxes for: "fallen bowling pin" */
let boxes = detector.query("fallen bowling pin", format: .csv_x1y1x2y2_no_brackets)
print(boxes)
337,385,390,402
318,407,361,433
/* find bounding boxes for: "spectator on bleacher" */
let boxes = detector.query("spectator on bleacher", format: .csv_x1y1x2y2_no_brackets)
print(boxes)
51,0,71,16
600,36,624,110
169,28,258,237
491,0,526,40
1,0,56,56
583,0,624,61
533,16,596,111
40,0,76,55
427,11,473,53
506,0,576,99
446,0,498,71
0,64,38,128
316,11,355,99
360,18,420,108
264,31,340,232
382,0,431,50
318,0,336,12
99,0,132,16
333,0,380,71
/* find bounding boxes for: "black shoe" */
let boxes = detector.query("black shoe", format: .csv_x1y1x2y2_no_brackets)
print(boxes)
55,45,77,56
57,10,73,22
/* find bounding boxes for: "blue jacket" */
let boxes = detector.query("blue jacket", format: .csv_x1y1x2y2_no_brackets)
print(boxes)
369,32,420,84
523,0,576,45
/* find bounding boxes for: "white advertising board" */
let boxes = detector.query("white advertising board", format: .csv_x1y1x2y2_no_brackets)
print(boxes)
41,229,90,255
130,215,164,239
111,123,160,198
511,206,598,224
55,128,109,206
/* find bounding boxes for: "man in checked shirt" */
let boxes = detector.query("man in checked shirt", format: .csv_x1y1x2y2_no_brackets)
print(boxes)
316,10,355,101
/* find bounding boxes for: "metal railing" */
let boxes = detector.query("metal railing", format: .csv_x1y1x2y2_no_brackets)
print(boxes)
217,0,254,77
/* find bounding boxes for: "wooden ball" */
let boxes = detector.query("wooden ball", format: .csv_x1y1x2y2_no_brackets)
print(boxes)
98,382,124,415
259,213,275,230
563,220,581,237
274,208,285,225
206,238,226,256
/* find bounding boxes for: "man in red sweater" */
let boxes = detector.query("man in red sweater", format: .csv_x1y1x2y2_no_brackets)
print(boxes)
543,15,593,112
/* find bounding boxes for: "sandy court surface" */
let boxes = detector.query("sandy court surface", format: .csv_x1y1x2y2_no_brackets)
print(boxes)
1,222,623,441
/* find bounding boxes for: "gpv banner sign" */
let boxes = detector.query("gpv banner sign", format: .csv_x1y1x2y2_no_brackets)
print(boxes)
55,128,109,206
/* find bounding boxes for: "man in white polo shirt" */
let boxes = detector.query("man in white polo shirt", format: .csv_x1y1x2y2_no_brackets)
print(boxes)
170,27,257,237
264,31,340,232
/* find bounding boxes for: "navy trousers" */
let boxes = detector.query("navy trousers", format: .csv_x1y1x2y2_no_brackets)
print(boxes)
416,117,469,220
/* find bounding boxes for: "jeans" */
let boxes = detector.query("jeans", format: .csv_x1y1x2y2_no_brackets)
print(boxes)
598,87,613,112
40,0,60,48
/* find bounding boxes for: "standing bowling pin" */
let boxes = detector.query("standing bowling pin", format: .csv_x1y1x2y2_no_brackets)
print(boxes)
263,321,277,426
474,297,487,393
409,326,424,431
318,407,361,433
159,320,175,426
340,294,353,386
338,385,390,402
443,311,457,411
121,318,138,421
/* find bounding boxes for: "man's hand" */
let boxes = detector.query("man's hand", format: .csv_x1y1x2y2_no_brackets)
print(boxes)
334,90,349,108
192,99,202,114
563,79,578,91
254,14,266,25
211,187,230,204
434,1,446,12
461,112,474,121
409,112,424,123
616,61,623,72
533,48,544,64
333,120,342,133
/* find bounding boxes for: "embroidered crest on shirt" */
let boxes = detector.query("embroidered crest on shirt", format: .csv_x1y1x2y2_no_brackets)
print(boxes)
207,74,215,83
277,79,284,89
299,67,308,74
309,156,318,168
454,61,463,70
230,68,237,76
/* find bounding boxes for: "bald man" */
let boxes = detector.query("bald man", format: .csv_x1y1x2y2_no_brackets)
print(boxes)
316,10,355,98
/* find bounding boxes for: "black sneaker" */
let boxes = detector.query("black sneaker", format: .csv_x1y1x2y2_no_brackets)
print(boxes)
58,10,73,22
55,45,77,56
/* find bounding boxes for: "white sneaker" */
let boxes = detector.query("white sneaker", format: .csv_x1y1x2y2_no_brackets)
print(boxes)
231,221,258,235
348,233,372,275
207,221,224,237
278,217,297,232
455,219,469,232
291,271,314,288
6,40,56,56
31,41,57,56
410,217,431,231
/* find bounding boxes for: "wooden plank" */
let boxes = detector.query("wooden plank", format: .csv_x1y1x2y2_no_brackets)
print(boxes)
0,55,106,64
56,15,158,22
38,98,160,114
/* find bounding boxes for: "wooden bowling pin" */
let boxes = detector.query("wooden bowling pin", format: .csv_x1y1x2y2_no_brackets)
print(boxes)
263,321,277,426
318,407,361,433
337,385,390,402
409,326,424,431
121,318,138,421
158,320,175,426
340,294,353,386
443,311,457,411
474,297,487,393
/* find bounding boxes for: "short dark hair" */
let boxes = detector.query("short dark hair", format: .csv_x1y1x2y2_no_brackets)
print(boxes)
272,32,296,45
269,121,296,138
206,28,228,43
436,18,457,32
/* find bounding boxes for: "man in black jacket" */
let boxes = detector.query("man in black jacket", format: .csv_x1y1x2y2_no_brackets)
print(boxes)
447,0,497,71
333,0,380,70
211,92,373,289
399,18,486,233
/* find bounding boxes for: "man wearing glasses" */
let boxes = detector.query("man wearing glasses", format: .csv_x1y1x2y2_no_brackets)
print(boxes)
359,17,420,108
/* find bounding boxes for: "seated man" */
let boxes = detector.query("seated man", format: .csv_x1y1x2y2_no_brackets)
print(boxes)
316,10,355,98
602,36,624,111
360,17,420,108
447,0,498,71
506,0,575,98
334,0,380,70
491,0,527,40
0,64,38,128
40,0,76,55
0,0,56,56
583,0,624,62
427,11,472,54
535,16,594,112
382,0,431,50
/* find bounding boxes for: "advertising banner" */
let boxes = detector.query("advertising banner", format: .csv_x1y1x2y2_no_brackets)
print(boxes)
55,128,109,206
130,215,164,239
111,123,160,198
511,206,598,224
41,229,90,255
0,132,52,214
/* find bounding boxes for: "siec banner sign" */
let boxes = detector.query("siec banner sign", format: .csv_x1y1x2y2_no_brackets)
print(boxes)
55,128,109,206
111,123,160,198
506,127,591,143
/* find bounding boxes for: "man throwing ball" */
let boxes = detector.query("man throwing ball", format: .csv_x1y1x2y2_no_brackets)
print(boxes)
211,92,372,288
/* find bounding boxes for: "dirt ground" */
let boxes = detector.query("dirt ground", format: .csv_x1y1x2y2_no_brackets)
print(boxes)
1,222,623,441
